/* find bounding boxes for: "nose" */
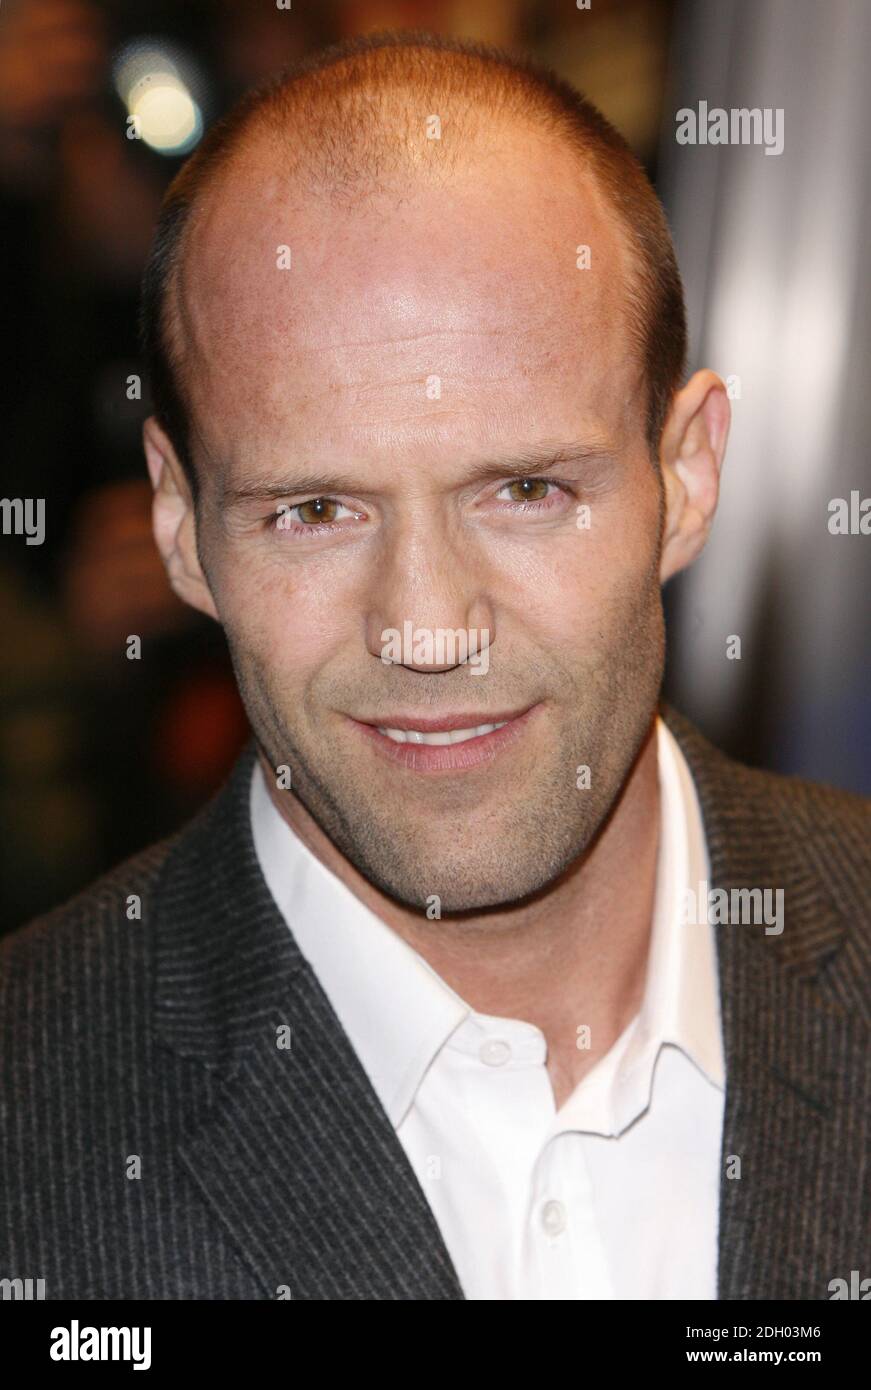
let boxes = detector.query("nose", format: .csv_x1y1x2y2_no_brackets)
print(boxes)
363,513,494,673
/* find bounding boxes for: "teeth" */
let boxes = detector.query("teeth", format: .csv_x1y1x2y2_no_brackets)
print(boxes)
376,721,508,745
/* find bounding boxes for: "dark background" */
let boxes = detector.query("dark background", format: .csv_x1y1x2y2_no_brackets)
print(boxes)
1,0,868,932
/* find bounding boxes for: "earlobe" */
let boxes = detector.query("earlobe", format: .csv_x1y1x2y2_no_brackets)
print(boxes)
659,371,730,583
142,417,219,622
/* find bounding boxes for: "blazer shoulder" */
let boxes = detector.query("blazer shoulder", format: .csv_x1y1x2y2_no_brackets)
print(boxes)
664,702,869,834
730,754,870,833
734,763,870,938
0,755,247,1053
664,703,870,937
1,833,175,979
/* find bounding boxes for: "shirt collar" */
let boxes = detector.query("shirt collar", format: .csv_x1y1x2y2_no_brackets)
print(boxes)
249,715,723,1130
557,718,725,1137
250,762,468,1125
648,715,724,1091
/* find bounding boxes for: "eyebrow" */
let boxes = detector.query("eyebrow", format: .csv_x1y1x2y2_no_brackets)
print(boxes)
220,439,618,505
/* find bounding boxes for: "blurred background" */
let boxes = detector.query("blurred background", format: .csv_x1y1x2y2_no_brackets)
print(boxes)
1,0,868,933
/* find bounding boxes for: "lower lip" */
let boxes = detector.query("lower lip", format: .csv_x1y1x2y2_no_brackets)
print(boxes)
351,706,540,773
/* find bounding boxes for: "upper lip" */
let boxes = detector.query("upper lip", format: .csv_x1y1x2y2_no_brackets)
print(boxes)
353,708,531,732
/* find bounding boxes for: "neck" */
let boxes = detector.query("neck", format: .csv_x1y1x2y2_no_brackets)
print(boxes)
260,717,661,1110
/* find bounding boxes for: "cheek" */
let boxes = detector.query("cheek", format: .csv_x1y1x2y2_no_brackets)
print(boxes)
501,497,660,644
208,545,351,683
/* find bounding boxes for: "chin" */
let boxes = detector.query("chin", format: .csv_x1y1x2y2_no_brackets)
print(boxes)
365,849,576,918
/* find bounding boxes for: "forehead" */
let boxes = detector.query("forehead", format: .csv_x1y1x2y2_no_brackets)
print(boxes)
174,126,643,479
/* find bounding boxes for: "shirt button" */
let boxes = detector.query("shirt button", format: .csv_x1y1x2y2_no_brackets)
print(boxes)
479,1038,512,1066
541,1199,567,1237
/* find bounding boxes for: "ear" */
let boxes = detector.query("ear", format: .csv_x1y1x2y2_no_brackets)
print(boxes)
142,416,219,621
659,369,731,583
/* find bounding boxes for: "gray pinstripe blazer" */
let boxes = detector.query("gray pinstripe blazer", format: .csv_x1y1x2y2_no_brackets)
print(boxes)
1,706,868,1300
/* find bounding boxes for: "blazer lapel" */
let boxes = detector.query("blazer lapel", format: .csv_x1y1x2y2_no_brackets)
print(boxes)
664,705,871,1300
154,743,465,1300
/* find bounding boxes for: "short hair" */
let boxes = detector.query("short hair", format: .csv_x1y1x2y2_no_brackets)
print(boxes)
140,28,687,499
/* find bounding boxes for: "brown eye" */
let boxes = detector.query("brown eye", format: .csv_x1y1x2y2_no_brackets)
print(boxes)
297,497,339,524
506,478,550,503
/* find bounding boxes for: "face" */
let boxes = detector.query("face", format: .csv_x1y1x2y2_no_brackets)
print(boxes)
160,127,670,913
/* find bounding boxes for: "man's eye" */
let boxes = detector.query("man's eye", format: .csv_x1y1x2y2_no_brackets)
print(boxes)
496,478,558,505
275,497,355,529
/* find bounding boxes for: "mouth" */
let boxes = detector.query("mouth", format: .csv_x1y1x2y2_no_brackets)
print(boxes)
348,705,539,773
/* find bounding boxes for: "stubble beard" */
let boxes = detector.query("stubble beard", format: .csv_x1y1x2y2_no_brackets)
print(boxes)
224,569,665,916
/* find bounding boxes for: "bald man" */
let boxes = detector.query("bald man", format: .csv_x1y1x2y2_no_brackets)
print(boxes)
2,32,868,1304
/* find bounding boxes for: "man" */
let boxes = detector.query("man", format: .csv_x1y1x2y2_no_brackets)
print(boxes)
1,31,868,1302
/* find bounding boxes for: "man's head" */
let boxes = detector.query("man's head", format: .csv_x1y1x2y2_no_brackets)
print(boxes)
141,30,729,914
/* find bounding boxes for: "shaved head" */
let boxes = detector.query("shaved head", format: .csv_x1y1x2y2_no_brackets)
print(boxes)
141,29,686,499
